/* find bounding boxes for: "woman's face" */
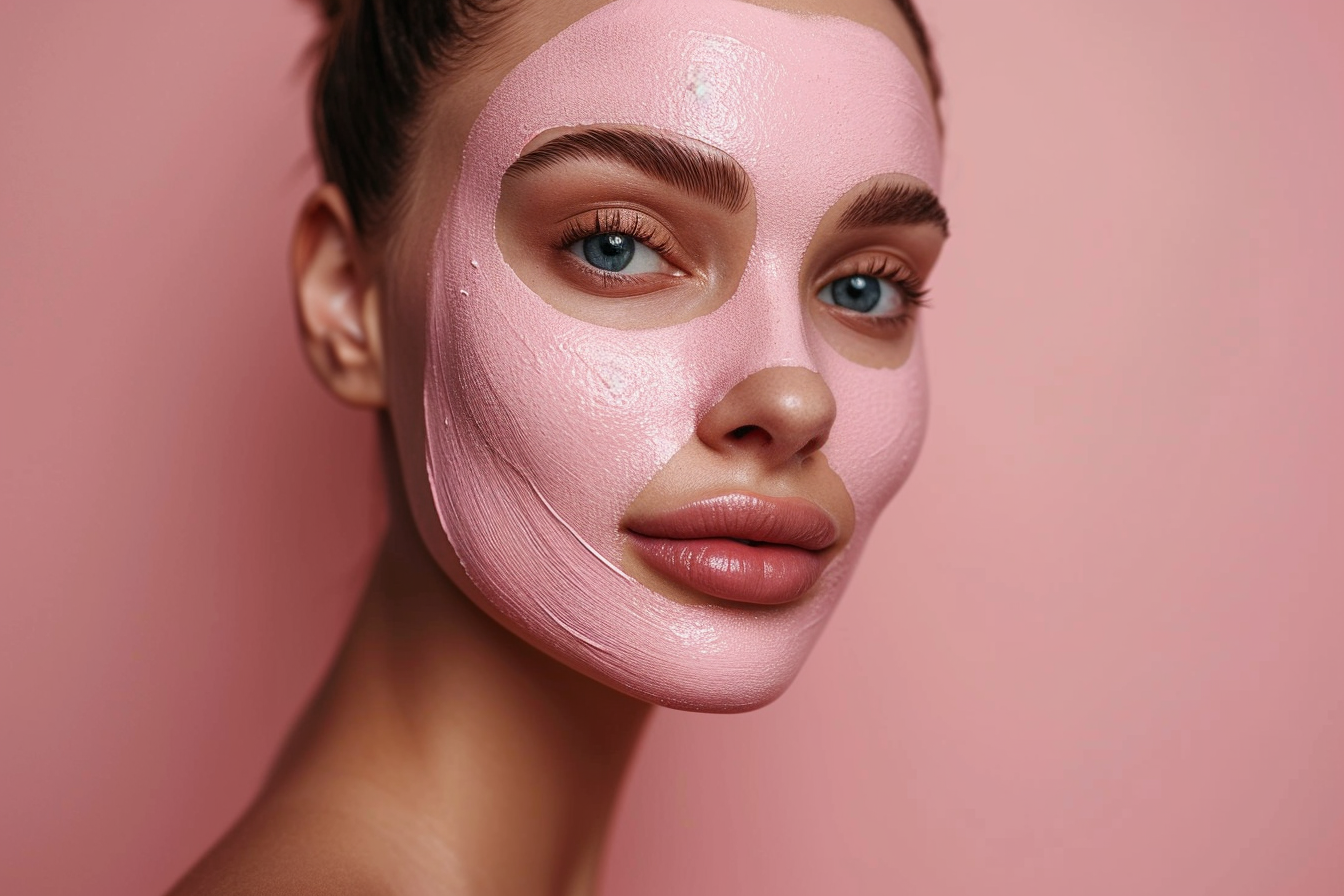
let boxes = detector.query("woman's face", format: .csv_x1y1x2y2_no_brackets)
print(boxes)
379,0,947,711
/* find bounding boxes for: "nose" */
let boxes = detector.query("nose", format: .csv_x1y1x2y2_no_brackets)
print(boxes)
696,367,837,468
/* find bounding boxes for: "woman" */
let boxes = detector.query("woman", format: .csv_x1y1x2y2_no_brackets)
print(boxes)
172,0,948,891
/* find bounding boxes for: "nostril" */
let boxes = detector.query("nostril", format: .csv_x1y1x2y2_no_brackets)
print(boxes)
728,424,763,441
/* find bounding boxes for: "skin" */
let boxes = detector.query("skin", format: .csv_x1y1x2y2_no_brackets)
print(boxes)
168,0,943,893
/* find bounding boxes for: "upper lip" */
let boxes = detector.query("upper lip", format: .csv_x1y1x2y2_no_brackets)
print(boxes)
624,493,840,552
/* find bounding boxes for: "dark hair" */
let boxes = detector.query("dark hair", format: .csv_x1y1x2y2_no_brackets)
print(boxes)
310,0,942,239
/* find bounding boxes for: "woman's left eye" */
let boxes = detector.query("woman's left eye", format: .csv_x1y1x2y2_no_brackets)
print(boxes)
818,274,901,315
568,232,666,275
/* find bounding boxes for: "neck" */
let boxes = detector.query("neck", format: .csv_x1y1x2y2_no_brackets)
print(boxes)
267,485,652,895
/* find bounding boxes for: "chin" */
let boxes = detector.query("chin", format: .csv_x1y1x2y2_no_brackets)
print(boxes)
609,662,806,714
484,552,853,714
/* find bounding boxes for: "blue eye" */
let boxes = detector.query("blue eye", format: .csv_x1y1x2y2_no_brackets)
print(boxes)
569,231,667,275
582,233,636,272
822,274,893,314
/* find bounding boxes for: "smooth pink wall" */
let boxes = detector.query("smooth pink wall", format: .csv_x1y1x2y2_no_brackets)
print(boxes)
2,1,1342,894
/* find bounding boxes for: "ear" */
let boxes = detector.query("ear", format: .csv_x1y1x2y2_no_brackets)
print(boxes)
291,183,386,407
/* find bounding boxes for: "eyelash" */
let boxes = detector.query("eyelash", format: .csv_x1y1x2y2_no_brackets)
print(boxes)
555,208,675,284
833,257,931,333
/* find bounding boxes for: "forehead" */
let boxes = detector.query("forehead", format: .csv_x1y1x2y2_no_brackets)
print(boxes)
467,0,940,191
395,0,939,277
473,0,935,98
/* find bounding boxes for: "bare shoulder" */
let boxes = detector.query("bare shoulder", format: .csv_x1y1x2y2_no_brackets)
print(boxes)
166,785,468,896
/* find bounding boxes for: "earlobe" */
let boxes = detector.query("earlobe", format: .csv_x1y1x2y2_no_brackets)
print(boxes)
291,183,387,408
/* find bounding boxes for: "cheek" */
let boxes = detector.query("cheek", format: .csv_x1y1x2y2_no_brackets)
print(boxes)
434,271,702,555
819,332,930,529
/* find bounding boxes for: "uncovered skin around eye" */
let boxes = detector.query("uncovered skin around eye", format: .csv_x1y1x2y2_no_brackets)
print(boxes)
423,0,941,710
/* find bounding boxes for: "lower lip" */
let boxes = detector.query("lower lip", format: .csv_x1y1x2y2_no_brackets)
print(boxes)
627,534,827,605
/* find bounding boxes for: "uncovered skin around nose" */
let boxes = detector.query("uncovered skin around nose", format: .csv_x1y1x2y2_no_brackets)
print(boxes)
423,0,941,711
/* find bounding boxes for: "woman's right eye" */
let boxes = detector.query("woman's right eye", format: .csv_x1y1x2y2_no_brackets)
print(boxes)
568,232,667,275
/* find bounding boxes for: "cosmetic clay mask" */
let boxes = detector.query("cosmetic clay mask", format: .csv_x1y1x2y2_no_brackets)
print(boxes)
424,0,941,710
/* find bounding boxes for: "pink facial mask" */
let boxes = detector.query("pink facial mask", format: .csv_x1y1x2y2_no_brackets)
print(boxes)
424,0,941,710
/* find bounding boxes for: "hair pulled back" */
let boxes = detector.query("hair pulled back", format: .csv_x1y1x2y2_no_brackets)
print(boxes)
309,0,941,239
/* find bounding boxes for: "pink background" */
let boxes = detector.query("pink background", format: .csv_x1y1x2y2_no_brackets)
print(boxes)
2,1,1341,893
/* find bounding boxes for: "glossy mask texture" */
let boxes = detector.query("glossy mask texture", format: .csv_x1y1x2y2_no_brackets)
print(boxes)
424,0,940,710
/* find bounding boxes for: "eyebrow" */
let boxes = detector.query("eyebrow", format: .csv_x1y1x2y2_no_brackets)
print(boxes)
504,128,752,214
838,181,950,236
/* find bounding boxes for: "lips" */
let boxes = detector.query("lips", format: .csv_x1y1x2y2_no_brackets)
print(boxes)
624,494,840,605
